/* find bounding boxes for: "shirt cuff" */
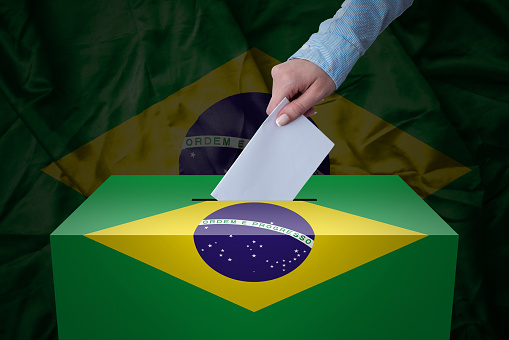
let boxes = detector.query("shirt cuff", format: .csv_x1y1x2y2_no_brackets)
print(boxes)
288,32,361,89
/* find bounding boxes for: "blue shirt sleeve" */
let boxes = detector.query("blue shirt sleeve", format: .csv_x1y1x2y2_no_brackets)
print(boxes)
289,0,413,88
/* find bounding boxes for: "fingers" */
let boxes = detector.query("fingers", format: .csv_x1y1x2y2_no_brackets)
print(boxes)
266,64,296,115
266,89,285,115
266,59,336,125
276,85,323,126
303,107,317,118
266,90,286,116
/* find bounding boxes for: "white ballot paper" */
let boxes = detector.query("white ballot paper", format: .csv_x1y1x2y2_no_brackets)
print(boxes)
211,98,334,201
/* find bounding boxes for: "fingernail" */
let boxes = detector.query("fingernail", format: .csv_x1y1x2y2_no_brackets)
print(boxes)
310,110,317,116
276,114,290,127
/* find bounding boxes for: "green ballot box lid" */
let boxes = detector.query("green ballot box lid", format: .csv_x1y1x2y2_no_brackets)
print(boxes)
53,175,455,236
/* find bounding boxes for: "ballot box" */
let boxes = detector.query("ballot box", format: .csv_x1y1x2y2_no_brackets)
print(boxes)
51,175,457,339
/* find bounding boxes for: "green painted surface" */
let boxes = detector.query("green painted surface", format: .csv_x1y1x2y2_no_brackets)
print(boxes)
53,175,455,236
52,176,215,235
300,175,455,235
51,175,458,339
52,234,457,340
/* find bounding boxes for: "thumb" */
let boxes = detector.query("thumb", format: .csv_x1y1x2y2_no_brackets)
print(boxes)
276,88,320,127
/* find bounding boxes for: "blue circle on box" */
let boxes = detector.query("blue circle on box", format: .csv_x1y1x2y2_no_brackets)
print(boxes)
194,203,314,282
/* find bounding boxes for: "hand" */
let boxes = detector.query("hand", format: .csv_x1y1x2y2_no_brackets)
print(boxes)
266,58,336,126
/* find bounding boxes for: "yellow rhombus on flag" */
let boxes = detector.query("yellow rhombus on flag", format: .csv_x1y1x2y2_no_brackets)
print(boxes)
85,200,426,312
42,48,469,197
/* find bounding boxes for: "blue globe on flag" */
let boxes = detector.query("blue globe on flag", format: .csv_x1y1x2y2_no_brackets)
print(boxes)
179,92,330,175
194,203,315,282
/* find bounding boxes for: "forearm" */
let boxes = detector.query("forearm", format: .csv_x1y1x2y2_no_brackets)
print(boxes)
290,0,413,88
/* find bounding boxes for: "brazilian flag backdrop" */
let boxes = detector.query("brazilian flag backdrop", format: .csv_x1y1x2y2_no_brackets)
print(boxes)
0,0,508,339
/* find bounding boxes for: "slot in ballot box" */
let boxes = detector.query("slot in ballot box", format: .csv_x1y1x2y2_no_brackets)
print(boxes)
51,175,457,340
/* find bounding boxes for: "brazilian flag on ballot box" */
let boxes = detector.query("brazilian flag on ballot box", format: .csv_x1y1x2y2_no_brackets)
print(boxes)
2,0,508,339
51,175,457,340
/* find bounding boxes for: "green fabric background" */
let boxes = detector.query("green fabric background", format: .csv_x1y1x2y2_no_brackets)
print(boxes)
1,0,508,339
